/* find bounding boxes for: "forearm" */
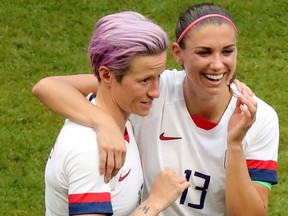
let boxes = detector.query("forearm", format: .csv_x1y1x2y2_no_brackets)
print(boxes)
226,144,268,215
32,74,100,128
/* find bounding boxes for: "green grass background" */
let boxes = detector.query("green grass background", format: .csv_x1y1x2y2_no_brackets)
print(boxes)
1,0,287,215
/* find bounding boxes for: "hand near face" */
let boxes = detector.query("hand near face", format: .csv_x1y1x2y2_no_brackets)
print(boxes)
227,94,257,145
233,79,255,97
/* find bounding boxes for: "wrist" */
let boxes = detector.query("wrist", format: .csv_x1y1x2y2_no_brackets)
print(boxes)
139,196,163,215
227,144,242,151
148,196,164,214
227,137,243,150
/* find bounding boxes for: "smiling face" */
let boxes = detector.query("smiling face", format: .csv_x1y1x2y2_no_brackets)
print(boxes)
175,23,237,97
110,51,167,117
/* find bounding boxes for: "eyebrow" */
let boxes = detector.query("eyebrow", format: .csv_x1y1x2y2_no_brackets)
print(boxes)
194,44,237,49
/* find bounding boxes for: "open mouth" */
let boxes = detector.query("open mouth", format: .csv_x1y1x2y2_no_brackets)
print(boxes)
204,73,224,82
141,101,152,108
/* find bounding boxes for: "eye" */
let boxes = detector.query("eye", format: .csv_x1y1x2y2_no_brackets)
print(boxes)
140,77,149,84
223,49,234,56
197,50,212,57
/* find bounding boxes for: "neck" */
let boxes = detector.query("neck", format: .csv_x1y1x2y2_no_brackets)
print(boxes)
96,87,129,134
183,78,231,122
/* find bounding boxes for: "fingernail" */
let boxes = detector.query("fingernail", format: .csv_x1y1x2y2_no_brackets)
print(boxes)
240,104,248,109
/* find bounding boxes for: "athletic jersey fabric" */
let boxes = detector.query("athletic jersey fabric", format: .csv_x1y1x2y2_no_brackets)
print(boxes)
45,96,143,216
130,69,279,215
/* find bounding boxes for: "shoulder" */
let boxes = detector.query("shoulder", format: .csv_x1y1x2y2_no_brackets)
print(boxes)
59,119,96,143
158,69,186,100
58,92,97,142
53,121,100,173
53,119,98,159
245,96,279,150
254,96,279,124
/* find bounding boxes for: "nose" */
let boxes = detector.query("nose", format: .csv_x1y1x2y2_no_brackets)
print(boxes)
147,77,160,99
210,54,224,71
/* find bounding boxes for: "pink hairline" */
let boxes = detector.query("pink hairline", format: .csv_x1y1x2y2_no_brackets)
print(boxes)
176,14,238,44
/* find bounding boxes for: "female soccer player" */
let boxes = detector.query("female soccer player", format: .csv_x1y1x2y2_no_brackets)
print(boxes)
41,11,190,216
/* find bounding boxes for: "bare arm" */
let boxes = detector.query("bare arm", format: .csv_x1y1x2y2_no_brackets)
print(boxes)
32,74,98,125
32,74,126,182
226,94,269,215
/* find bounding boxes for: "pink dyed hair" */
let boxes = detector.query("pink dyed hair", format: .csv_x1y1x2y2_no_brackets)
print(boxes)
88,11,169,81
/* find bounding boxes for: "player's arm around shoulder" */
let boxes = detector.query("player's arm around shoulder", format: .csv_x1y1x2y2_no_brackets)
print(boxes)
130,168,190,216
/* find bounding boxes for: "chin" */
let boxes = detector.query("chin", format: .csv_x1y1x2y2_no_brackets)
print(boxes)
135,110,150,117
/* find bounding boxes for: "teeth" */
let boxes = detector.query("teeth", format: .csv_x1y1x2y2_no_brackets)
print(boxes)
205,74,224,80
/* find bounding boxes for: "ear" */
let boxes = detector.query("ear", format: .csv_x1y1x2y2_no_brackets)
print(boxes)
99,66,112,85
171,42,184,65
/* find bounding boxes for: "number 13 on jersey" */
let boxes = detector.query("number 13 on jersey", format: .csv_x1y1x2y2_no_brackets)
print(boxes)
180,169,211,209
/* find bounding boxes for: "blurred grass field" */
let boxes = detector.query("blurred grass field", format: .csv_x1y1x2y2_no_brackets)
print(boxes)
1,0,287,215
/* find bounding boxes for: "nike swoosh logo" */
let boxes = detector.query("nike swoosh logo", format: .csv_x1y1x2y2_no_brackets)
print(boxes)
118,169,131,182
159,132,182,140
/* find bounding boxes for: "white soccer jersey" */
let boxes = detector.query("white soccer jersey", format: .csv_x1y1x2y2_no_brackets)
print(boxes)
130,69,279,216
45,96,143,216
